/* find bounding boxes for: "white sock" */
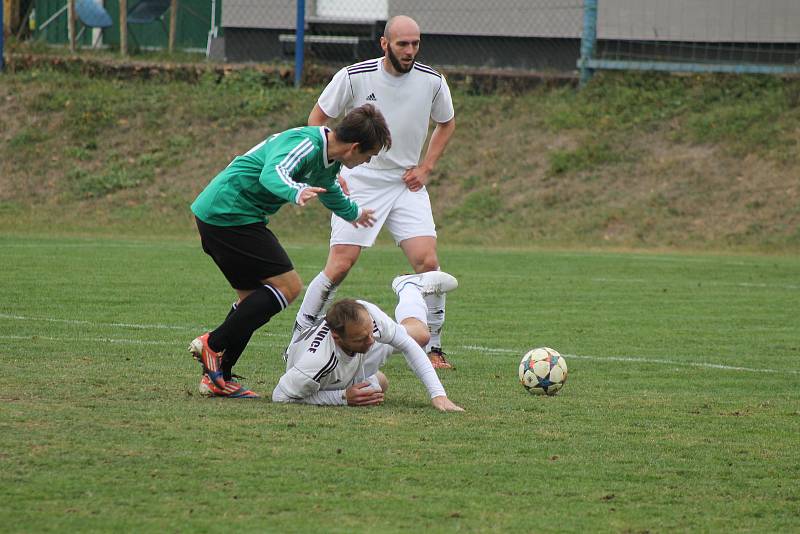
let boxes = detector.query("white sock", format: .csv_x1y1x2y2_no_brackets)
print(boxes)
394,283,427,324
424,293,446,351
294,272,339,334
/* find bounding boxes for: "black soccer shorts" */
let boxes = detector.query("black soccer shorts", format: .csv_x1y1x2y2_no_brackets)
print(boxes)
195,217,294,290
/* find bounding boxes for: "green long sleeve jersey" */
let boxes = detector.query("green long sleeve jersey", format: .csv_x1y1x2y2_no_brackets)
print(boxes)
191,126,360,226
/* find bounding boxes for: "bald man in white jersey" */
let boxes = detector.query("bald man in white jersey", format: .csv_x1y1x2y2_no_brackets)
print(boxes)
293,15,458,369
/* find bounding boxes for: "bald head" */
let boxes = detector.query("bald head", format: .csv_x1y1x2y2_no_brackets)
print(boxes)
381,16,421,74
383,16,420,41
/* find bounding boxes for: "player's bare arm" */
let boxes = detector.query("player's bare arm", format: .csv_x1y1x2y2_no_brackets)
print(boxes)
402,118,456,191
308,103,334,127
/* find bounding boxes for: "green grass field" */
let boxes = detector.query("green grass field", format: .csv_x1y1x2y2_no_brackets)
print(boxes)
1,235,799,532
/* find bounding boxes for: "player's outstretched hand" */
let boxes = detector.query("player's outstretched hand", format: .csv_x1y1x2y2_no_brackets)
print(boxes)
352,208,376,228
401,165,431,192
431,396,465,412
337,175,350,196
296,187,328,207
345,382,384,406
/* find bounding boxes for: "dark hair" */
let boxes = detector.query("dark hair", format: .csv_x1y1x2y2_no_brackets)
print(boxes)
334,104,392,153
325,299,369,336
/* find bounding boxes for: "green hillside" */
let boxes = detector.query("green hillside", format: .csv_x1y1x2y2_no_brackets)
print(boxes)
1,61,799,252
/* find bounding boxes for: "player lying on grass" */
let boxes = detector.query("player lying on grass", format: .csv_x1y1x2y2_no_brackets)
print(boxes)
272,272,464,411
189,104,391,398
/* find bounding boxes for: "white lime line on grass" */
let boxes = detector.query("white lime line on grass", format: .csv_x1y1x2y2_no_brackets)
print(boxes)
0,313,279,336
0,334,174,346
4,328,797,377
0,313,189,330
591,278,800,290
0,334,278,349
461,345,800,375
544,252,754,266
4,313,796,375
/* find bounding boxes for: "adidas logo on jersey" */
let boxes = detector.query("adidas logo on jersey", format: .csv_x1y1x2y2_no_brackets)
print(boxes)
366,93,377,102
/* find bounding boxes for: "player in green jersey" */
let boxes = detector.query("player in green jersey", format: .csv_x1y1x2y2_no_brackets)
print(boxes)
188,104,392,398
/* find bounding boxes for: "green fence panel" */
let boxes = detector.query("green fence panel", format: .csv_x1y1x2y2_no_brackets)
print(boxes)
34,0,221,51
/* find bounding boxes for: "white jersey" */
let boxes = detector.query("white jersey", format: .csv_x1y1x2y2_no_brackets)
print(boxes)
273,300,446,405
317,57,455,172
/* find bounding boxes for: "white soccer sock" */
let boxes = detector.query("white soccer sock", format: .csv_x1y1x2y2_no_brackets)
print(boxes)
295,271,339,332
424,293,446,351
394,283,428,324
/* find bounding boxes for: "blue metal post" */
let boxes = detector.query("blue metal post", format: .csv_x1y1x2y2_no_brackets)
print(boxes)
1,1,5,72
578,0,597,87
294,0,305,88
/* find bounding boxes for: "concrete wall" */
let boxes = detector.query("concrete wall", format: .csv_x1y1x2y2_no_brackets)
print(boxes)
222,0,296,29
223,0,800,43
389,0,582,38
600,0,800,43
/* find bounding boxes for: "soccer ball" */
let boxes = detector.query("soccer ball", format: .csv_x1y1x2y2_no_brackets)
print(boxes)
519,347,568,396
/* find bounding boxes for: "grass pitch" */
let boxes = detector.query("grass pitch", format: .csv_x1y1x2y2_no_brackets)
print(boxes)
1,235,798,532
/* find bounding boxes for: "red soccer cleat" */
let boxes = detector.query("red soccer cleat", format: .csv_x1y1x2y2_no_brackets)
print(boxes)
199,375,260,399
189,333,225,388
427,347,453,369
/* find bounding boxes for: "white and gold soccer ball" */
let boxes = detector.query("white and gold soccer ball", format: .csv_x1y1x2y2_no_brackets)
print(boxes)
519,347,568,396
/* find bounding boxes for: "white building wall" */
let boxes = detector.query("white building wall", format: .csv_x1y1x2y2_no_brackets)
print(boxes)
222,0,800,43
600,0,800,43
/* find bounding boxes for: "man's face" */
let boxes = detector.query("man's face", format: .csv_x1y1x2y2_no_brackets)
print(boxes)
382,32,420,74
341,144,381,169
333,313,375,354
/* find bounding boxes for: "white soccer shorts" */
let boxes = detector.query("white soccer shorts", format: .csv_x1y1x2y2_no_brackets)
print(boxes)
330,166,437,247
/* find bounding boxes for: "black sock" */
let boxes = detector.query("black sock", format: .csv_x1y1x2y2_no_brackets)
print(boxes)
209,284,287,362
221,335,252,380
220,304,249,380
221,303,252,380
